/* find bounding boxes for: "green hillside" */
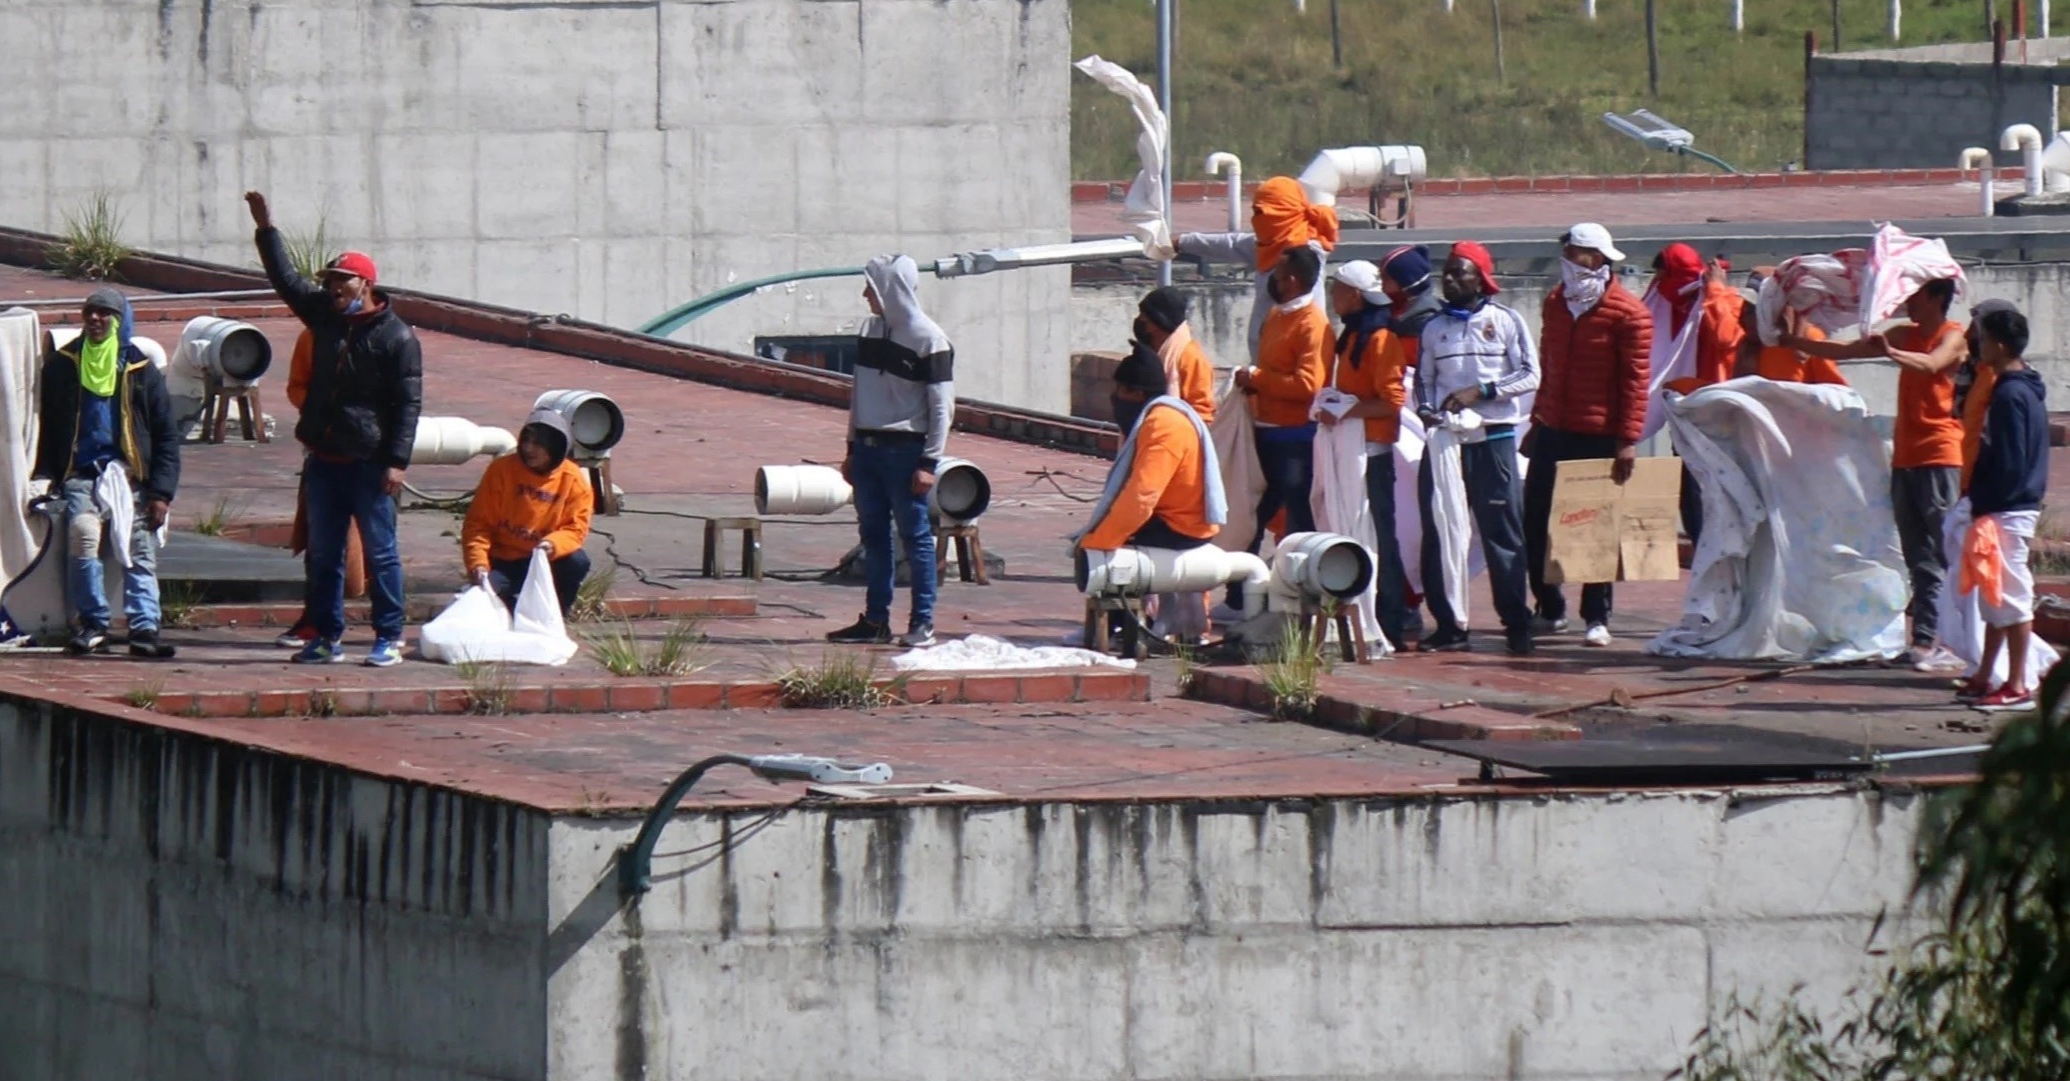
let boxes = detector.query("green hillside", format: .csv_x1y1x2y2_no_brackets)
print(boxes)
1073,0,1994,179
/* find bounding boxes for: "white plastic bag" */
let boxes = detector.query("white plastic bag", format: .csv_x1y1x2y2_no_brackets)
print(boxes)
421,548,580,666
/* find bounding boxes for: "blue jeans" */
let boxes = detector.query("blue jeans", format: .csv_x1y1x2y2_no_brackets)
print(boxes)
850,436,935,630
488,549,592,616
1362,450,1418,643
61,476,159,633
305,458,405,640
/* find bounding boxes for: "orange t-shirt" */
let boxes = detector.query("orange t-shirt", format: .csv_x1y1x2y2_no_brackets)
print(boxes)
1959,363,1999,492
1889,321,1965,470
1079,403,1217,550
1333,325,1408,445
1250,301,1330,428
1753,324,1847,386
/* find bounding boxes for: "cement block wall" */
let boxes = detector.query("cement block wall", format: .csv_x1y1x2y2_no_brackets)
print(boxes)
0,0,1073,412
0,700,553,1081
1805,48,2070,170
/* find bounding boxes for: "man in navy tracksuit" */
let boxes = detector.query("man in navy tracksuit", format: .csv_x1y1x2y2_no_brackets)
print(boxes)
1960,306,2049,712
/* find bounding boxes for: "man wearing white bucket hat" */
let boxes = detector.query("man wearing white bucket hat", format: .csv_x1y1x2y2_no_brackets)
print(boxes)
1525,223,1652,649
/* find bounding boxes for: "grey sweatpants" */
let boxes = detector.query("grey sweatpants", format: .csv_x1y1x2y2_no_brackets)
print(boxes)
1892,464,1958,647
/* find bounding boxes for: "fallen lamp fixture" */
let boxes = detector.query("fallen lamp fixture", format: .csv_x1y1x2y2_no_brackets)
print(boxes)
618,754,893,897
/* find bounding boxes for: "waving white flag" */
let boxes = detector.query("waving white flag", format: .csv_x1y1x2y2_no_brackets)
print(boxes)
1072,54,1174,260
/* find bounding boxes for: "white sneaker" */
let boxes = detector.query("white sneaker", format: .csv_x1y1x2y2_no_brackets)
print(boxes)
1583,623,1613,647
1909,645,1966,673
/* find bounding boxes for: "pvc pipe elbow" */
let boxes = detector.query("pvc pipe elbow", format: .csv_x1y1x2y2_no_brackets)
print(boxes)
1205,152,1242,177
1960,147,1994,171
2000,124,2043,152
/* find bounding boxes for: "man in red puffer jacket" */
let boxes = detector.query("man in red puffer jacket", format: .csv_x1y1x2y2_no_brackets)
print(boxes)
1525,223,1653,648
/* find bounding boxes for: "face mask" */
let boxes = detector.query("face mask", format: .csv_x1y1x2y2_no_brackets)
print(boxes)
1111,394,1148,435
342,296,365,316
1560,258,1611,316
1132,317,1154,347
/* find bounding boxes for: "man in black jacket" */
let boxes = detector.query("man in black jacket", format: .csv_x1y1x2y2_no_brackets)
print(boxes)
32,287,181,657
246,191,423,667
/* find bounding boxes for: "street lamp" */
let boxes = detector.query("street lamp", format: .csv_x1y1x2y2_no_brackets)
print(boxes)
617,753,893,897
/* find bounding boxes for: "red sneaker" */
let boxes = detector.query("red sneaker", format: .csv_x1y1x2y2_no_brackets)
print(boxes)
1973,685,2036,713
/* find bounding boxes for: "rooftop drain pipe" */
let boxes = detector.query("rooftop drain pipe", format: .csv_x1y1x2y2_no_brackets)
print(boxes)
756,460,991,523
1205,151,1244,232
1077,545,1272,621
1961,147,1997,217
2002,124,2045,198
1268,532,1376,606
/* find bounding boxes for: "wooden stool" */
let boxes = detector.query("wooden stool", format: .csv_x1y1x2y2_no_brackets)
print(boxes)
1083,594,1150,659
1306,603,1369,665
935,523,989,585
586,459,620,516
200,375,266,445
701,516,763,581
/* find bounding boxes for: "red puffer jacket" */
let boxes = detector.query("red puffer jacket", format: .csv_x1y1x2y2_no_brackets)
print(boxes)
1535,280,1653,444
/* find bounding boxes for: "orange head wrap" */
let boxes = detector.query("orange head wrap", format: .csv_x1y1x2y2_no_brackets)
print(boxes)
1250,177,1339,273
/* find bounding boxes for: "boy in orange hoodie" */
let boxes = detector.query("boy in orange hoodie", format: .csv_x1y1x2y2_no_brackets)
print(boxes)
461,409,594,615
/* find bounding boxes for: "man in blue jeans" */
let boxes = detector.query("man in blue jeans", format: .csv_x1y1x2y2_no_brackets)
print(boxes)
827,255,955,649
247,191,422,667
32,287,182,658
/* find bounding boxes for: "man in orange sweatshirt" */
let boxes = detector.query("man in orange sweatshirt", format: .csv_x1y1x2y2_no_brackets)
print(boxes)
1133,287,1216,422
461,409,595,615
1232,245,1330,568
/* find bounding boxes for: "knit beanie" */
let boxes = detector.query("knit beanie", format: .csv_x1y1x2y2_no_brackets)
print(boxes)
1138,287,1189,333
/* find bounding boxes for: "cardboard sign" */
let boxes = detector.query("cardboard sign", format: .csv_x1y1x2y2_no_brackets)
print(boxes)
1545,457,1683,584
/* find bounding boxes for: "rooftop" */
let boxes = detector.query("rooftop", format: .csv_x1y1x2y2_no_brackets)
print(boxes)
0,233,2024,814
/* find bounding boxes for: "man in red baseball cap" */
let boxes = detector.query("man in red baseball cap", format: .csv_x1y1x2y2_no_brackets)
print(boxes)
246,191,423,669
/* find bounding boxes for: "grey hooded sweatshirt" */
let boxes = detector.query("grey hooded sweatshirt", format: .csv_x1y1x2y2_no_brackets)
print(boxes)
852,254,955,467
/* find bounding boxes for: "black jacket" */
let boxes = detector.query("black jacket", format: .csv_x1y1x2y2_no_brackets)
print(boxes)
1970,367,2048,516
33,337,181,504
256,227,423,468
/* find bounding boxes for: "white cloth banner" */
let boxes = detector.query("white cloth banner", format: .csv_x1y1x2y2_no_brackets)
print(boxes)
1309,388,1389,656
1754,223,1965,346
1071,55,1174,260
1210,387,1265,554
421,548,581,665
1936,497,2060,685
1640,290,1703,443
1649,379,1909,662
1423,415,1479,628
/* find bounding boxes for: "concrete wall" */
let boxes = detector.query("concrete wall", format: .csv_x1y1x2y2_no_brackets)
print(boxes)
1805,42,2070,170
0,700,552,1081
1074,262,2070,420
552,789,1928,1081
0,0,1074,412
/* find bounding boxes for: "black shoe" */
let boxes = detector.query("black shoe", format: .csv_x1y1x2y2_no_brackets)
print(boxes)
128,629,176,659
1506,626,1536,656
66,627,108,656
1421,625,1470,653
825,616,891,645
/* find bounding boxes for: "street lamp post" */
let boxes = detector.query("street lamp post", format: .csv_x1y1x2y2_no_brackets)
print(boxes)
1157,0,1175,286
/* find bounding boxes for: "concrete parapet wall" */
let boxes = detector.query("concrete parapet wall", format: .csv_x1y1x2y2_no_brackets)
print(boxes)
0,699,551,1081
0,0,1073,412
551,791,1927,1081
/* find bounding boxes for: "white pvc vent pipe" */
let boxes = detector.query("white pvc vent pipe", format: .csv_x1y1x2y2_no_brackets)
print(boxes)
178,316,272,384
756,465,853,516
2002,124,2045,199
929,457,991,524
1296,145,1428,207
534,389,625,455
1961,147,1996,217
1078,546,1272,619
2041,132,2070,194
412,417,518,467
1205,151,1244,232
1270,532,1375,603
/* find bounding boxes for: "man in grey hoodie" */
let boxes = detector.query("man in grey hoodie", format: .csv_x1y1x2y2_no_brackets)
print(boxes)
827,255,955,648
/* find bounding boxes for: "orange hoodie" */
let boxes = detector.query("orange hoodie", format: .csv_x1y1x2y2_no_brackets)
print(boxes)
1080,403,1218,551
1663,282,1748,394
1251,300,1330,427
1333,324,1408,444
461,455,595,574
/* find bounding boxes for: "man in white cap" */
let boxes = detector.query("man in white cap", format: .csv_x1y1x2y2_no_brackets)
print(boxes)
1525,223,1652,648
1322,259,1418,648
